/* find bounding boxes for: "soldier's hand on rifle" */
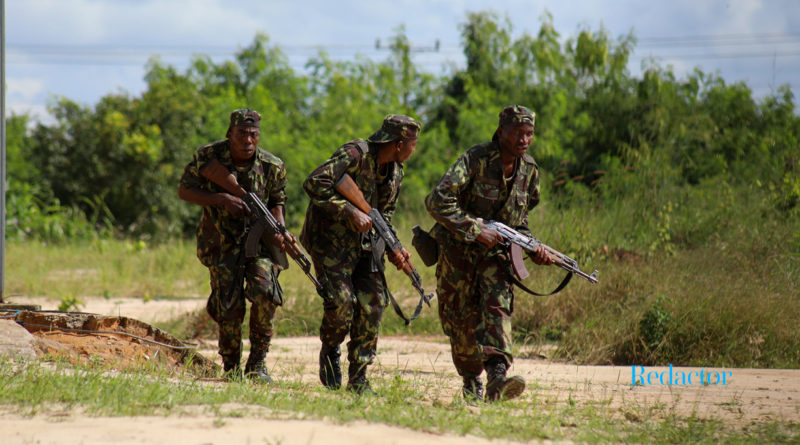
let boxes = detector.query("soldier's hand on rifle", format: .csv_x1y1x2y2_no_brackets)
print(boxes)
387,248,411,270
266,232,286,250
531,245,555,266
264,230,296,252
347,207,373,233
476,226,503,249
219,194,250,218
280,232,297,252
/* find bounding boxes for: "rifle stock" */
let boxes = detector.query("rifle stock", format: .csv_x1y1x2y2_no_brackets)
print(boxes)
200,160,247,197
333,173,372,215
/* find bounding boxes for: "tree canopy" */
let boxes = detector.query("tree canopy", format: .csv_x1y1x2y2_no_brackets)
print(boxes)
6,11,799,241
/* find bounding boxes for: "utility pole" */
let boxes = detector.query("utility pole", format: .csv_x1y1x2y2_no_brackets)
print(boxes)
1,0,6,304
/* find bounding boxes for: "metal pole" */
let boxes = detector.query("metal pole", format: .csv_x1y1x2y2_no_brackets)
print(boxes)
1,0,6,303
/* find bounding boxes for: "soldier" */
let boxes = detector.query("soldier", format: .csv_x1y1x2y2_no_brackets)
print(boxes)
300,115,422,394
178,108,291,383
425,105,553,402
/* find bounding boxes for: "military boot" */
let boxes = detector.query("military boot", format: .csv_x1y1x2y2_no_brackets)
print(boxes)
346,362,376,395
484,356,525,402
222,354,243,382
462,373,484,404
244,350,273,385
319,344,342,389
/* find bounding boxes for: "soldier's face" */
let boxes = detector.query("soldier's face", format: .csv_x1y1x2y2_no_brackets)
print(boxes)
395,138,418,162
498,123,534,158
229,126,260,163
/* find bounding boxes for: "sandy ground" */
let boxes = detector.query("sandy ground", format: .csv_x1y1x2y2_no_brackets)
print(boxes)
9,295,209,324
2,296,799,444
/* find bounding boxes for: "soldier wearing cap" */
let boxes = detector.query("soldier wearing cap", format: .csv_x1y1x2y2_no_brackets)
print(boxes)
300,114,422,394
178,108,292,383
425,105,553,402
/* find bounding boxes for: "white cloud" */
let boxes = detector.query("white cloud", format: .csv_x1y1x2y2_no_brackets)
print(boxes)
7,78,45,100
7,100,53,125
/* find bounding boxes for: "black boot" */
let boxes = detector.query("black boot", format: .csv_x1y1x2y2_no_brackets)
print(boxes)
484,356,525,402
244,351,273,385
346,362,376,395
462,373,484,404
222,354,242,382
319,344,342,389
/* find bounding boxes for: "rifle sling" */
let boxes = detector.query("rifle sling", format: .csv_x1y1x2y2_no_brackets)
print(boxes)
510,272,572,297
504,243,572,301
379,271,425,326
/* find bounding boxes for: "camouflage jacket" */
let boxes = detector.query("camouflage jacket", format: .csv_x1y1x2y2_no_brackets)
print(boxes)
300,139,403,265
425,140,540,246
180,140,288,267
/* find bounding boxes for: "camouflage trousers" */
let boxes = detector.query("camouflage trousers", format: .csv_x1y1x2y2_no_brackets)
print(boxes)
315,252,387,369
435,241,514,377
206,255,283,361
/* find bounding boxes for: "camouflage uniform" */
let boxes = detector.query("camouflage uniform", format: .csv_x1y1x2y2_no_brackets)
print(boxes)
425,106,539,398
300,115,421,391
179,109,288,373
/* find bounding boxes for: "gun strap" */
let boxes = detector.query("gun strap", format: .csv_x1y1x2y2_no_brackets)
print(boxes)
379,271,424,326
510,271,572,297
502,243,573,298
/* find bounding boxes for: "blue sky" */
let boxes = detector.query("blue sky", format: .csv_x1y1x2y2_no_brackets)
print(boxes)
6,0,800,123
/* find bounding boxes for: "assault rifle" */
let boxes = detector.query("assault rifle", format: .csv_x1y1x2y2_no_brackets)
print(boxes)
334,173,434,324
483,220,598,295
200,159,329,301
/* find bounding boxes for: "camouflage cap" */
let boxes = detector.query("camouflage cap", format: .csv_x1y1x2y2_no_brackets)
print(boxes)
229,108,262,128
498,105,535,128
367,114,422,143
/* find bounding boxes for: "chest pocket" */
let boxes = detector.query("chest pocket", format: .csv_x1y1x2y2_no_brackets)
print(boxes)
499,191,529,226
238,165,269,202
469,177,502,216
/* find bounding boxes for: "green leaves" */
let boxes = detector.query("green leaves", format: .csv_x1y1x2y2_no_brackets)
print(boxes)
5,11,799,242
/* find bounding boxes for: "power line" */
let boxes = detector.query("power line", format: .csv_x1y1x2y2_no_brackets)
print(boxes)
637,32,800,43
6,32,800,69
631,51,800,60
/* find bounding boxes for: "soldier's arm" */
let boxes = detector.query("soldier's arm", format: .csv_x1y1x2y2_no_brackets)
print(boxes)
424,153,482,242
265,161,294,245
303,144,361,219
178,185,243,210
178,152,248,216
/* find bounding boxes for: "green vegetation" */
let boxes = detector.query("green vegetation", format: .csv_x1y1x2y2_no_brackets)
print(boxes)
4,10,799,369
1,359,797,443
7,12,798,240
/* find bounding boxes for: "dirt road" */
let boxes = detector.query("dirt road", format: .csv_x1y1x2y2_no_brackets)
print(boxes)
2,296,798,444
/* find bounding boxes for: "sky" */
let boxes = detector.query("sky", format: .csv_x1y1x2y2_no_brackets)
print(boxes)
5,0,800,124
